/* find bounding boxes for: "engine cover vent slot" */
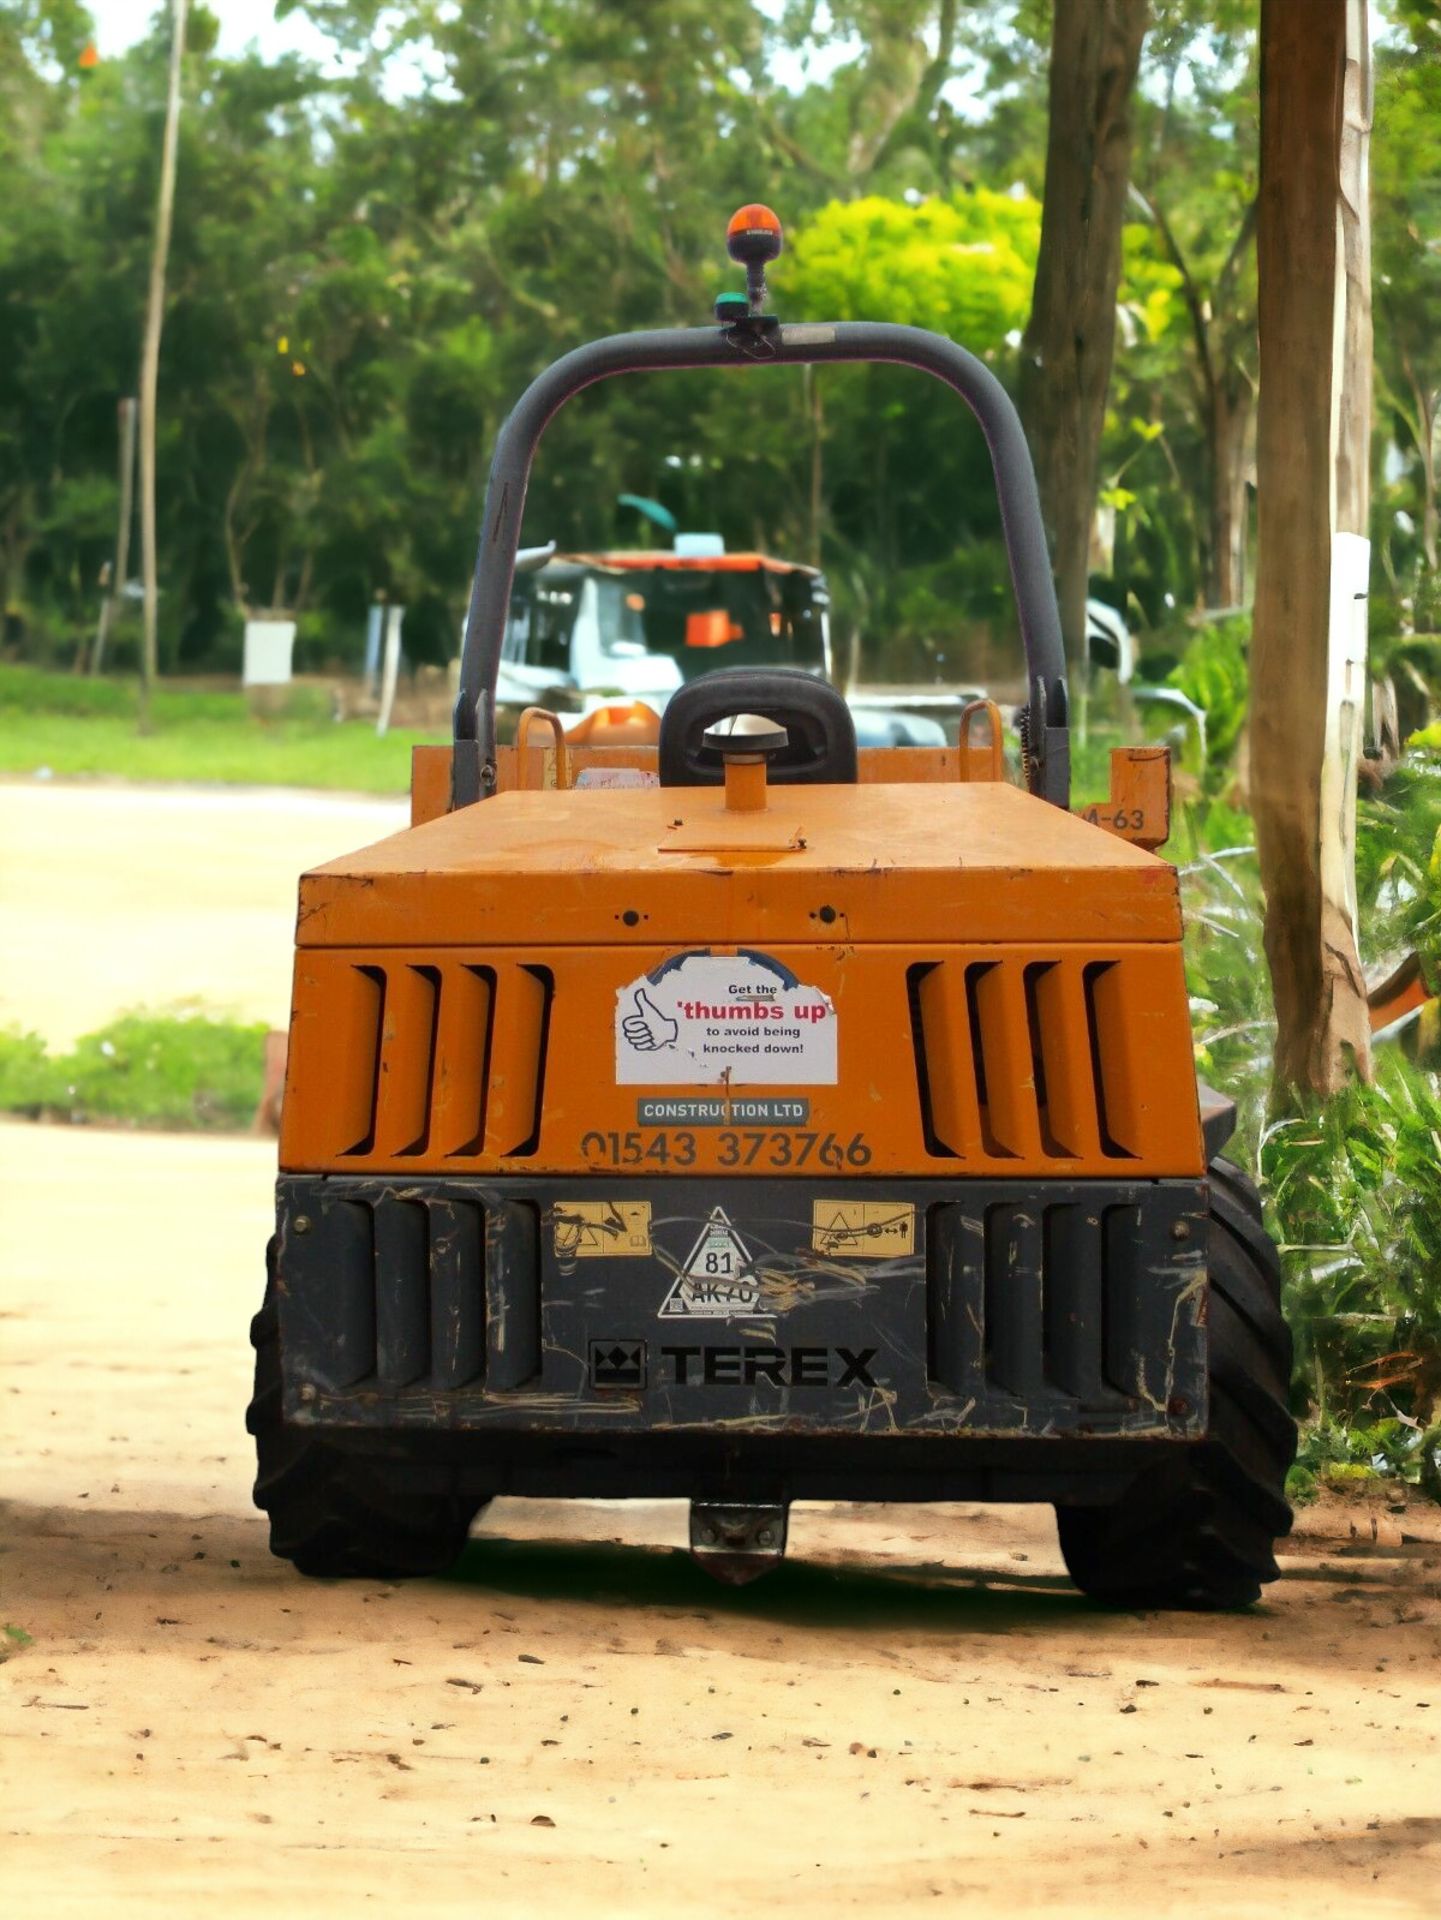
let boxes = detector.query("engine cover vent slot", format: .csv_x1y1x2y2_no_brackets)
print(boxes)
291,957,554,1169
908,951,1184,1171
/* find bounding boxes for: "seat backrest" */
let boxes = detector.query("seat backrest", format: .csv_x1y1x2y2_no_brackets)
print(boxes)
658,667,858,786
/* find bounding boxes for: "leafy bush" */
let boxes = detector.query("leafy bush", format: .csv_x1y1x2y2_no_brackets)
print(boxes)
0,1012,268,1131
0,1029,65,1113
1289,1415,1441,1504
781,190,1040,347
1354,748,1441,969
1168,760,1441,1481
1265,1058,1441,1432
1175,802,1274,1165
1166,613,1250,790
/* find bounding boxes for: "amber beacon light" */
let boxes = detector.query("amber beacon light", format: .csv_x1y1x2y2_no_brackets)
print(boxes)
726,203,784,314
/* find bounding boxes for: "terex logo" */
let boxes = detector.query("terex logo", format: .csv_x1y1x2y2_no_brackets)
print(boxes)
659,1345,878,1388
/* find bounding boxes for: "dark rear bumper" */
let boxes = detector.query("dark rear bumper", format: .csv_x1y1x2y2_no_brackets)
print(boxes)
273,1174,1208,1458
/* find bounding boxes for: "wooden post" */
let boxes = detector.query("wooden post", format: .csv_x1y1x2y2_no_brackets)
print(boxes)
1251,0,1374,1101
137,0,188,734
376,604,404,737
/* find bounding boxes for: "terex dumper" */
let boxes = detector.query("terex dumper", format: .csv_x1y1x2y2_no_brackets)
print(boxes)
249,205,1296,1606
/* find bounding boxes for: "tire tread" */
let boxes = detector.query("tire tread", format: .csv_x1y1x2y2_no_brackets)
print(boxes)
1057,1156,1297,1611
247,1241,485,1579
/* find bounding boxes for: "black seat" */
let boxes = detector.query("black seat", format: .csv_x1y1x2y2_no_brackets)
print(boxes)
658,667,858,786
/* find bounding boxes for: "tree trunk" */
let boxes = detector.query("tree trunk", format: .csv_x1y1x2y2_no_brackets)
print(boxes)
93,396,137,676
1019,0,1149,670
137,0,188,733
1207,377,1253,608
806,365,824,571
1251,0,1373,1103
1336,3,1373,549
0,493,32,645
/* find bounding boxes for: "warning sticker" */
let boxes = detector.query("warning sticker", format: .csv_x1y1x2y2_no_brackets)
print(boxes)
574,768,659,790
811,1201,916,1259
616,949,837,1086
659,1207,769,1319
554,1201,653,1261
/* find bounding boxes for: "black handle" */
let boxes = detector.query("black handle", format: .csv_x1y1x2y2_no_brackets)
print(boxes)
453,320,1069,808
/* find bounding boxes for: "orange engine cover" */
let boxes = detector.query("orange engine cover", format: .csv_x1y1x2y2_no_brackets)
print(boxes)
280,778,1204,1181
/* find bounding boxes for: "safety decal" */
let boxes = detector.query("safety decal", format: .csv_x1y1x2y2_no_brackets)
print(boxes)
554,1200,653,1261
615,949,837,1086
811,1201,916,1259
573,768,659,790
659,1207,769,1319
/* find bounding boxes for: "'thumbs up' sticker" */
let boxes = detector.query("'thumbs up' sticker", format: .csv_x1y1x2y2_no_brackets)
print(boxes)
615,950,837,1086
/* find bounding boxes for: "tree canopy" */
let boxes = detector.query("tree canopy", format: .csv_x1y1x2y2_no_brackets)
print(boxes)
0,0,1435,678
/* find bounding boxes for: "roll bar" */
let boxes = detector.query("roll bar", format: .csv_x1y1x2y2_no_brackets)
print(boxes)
452,320,1069,809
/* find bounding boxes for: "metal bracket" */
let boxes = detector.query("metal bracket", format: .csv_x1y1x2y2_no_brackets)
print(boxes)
723,314,781,360
688,1501,789,1585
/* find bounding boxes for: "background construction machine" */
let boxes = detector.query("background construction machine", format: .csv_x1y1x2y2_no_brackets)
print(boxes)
498,536,958,746
250,204,1296,1607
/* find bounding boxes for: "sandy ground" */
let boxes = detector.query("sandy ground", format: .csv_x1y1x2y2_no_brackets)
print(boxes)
2,1118,1439,1919
0,781,405,1045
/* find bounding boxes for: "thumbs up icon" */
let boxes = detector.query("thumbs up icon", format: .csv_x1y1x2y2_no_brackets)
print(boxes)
623,987,679,1052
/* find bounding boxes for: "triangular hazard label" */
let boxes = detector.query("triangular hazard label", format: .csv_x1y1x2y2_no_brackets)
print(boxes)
659,1208,767,1319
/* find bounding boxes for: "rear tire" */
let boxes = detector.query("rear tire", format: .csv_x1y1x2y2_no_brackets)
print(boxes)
247,1241,486,1578
1056,1157,1297,1610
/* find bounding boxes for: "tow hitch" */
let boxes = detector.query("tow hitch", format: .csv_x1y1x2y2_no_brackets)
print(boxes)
688,1501,789,1585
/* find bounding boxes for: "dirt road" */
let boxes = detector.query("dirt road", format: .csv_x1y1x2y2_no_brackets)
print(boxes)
3,1118,1438,1918
0,781,405,1044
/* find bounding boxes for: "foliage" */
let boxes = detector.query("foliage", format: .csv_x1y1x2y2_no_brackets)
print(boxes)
1159,617,1441,1447
0,1028,60,1113
1176,799,1274,1164
0,1622,35,1663
1354,748,1441,973
0,1009,268,1131
1155,615,1441,1457
1289,1415,1441,1504
0,0,1428,691
781,190,1039,343
1265,1058,1441,1433
1372,5,1441,603
1166,613,1250,789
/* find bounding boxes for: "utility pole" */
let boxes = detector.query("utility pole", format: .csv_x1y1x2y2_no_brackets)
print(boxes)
137,0,188,734
92,396,137,676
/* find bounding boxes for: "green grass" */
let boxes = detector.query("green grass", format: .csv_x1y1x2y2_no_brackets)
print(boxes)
0,1010,268,1132
1,1625,34,1663
0,666,441,794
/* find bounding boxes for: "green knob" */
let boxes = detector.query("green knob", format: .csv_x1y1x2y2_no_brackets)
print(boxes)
714,290,749,324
